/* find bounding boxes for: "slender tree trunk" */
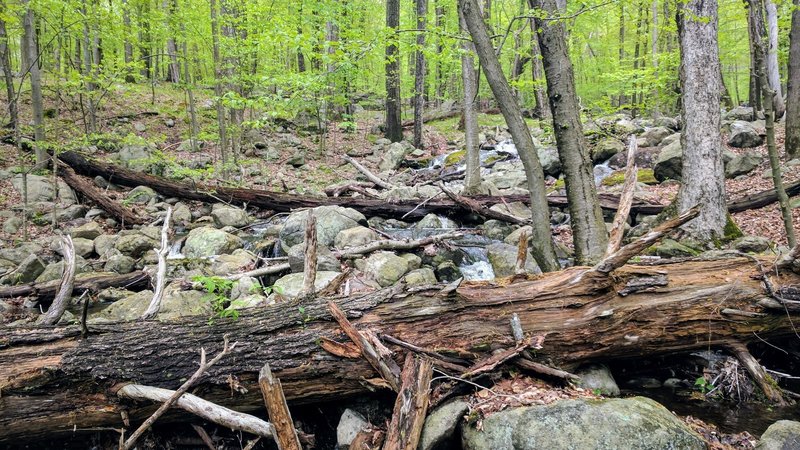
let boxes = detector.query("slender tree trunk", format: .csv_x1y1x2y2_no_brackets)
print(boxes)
651,0,659,115
765,0,784,118
617,1,625,108
527,11,550,121
632,3,643,116
458,2,480,195
413,0,427,149
435,2,445,105
748,0,796,247
747,5,762,115
460,0,559,272
0,5,17,131
80,0,97,135
533,0,608,264
786,0,800,157
138,3,151,79
676,0,727,242
122,0,134,82
210,0,228,172
165,0,180,83
385,0,403,143
23,2,46,164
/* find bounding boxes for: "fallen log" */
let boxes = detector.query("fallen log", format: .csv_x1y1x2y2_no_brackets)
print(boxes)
1,256,798,443
57,164,144,226
0,271,150,300
57,151,664,219
401,106,461,127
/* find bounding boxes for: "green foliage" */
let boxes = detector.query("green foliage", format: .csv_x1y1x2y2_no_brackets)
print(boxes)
191,275,238,323
694,376,712,394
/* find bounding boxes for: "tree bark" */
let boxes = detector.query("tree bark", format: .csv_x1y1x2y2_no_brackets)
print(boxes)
1,257,798,444
786,0,800,157
764,0,784,119
122,0,135,82
413,0,427,149
460,0,559,272
385,0,403,143
0,4,16,131
676,0,727,242
533,0,608,265
458,2,481,195
526,6,550,121
22,2,46,164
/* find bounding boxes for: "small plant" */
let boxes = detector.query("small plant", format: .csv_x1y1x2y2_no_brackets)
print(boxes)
297,305,312,327
694,376,712,394
192,275,238,323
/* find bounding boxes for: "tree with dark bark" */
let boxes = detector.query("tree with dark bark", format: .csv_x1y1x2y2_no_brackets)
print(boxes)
459,0,559,272
676,0,727,242
385,0,403,143
787,0,800,157
413,0,427,149
458,2,481,195
532,0,608,265
22,0,47,164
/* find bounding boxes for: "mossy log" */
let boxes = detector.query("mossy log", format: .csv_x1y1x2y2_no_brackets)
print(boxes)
0,256,798,445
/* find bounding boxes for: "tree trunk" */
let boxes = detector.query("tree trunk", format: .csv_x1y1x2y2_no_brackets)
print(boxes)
0,5,16,131
764,0,784,118
459,0,559,272
458,2,481,195
1,257,798,444
786,0,800,157
122,0,134,82
747,4,762,115
385,0,402,143
165,0,181,83
676,0,727,242
533,0,608,265
22,2,46,164
413,0,427,149
434,2,445,105
210,0,228,172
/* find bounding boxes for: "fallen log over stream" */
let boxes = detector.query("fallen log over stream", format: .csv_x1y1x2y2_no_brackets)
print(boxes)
57,150,665,219
1,256,798,443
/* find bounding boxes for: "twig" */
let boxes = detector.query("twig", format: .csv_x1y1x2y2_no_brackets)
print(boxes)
142,207,173,320
334,231,468,260
221,263,291,281
40,234,76,325
121,336,239,449
727,341,786,406
343,155,396,190
190,424,216,450
605,137,638,256
437,182,527,224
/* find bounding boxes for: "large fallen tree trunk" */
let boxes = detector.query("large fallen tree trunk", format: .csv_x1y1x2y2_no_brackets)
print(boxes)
0,256,798,443
57,150,664,218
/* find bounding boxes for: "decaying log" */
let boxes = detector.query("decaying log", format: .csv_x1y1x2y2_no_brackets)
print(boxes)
2,256,800,443
727,342,787,406
438,183,527,224
401,106,461,127
606,137,638,255
299,211,318,300
39,235,76,325
57,164,144,226
383,355,433,450
258,363,302,450
142,207,173,320
727,178,800,213
57,151,664,219
0,271,149,300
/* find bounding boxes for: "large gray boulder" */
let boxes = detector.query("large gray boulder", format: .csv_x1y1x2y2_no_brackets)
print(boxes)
288,243,340,273
11,174,76,204
0,242,43,265
487,242,541,278
9,255,46,284
115,233,159,258
271,271,341,298
653,140,683,181
591,138,625,163
725,152,763,178
334,226,378,249
380,142,411,171
67,221,104,240
364,251,410,287
90,284,212,322
117,144,155,172
537,146,561,177
211,204,250,228
36,256,90,282
757,420,800,450
640,127,672,147
183,226,243,258
725,106,755,121
125,186,158,204
279,206,366,252
210,249,256,276
462,397,705,450
419,399,469,450
728,121,764,148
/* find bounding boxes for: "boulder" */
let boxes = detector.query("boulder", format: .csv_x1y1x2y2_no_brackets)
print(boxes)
57,204,89,222
90,285,212,322
210,249,256,276
35,256,90,282
334,226,379,249
67,221,103,240
487,242,541,278
125,186,158,204
757,420,800,450
105,253,137,274
337,409,370,449
380,142,411,172
280,206,366,252
117,144,154,172
489,202,532,220
732,235,772,253
94,235,119,257
11,174,76,204
0,242,43,265
115,233,159,258
415,213,458,229
461,397,705,450
404,268,438,285
363,251,410,287
654,116,679,130
288,243,340,273
70,237,95,258
725,152,763,178
575,363,620,396
725,106,755,121
11,255,46,283
211,204,250,228
419,399,469,450
660,132,681,147
271,271,341,298
648,239,699,258
614,118,641,135
183,227,243,258
591,138,625,163
436,261,462,282
538,146,561,177
640,127,672,147
728,121,764,148
653,140,683,181
171,203,192,225
3,217,22,233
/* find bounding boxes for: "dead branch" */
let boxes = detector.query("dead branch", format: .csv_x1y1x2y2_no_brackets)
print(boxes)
343,155,397,190
334,231,469,260
39,235,76,326
606,137,638,255
190,425,216,450
383,354,433,450
438,183,527,224
0,271,149,300
258,363,302,450
120,337,239,449
299,211,318,299
593,205,701,274
57,164,144,226
515,230,529,275
328,301,402,391
142,207,173,320
222,263,291,281
727,342,787,405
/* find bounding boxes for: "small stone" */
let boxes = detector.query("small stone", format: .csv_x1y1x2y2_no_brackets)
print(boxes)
126,186,158,204
576,363,620,396
337,409,370,449
3,217,22,233
363,252,410,287
68,221,103,240
105,254,136,274
133,122,146,132
435,261,461,282
404,267,437,285
732,235,772,253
